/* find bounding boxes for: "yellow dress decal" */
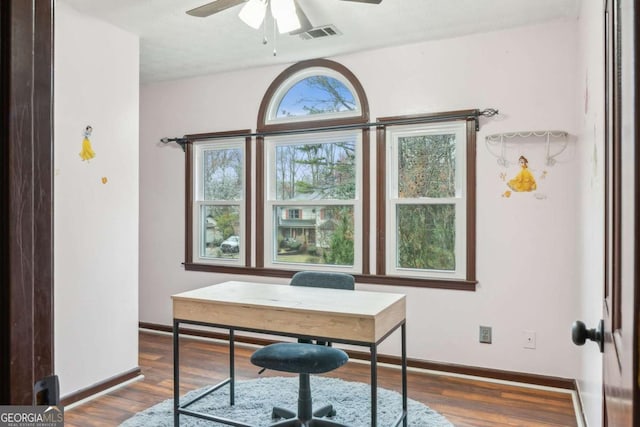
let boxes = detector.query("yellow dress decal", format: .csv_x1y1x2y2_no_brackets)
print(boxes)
507,155,537,192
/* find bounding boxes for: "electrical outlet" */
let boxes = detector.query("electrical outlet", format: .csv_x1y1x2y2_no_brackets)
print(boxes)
523,330,536,349
479,326,492,344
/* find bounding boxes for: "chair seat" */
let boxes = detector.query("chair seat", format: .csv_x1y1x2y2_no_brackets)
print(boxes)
251,343,348,374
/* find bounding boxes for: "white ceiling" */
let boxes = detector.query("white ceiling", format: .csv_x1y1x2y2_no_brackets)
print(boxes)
60,0,581,84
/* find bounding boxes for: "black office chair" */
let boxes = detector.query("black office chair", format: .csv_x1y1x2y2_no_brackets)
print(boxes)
290,271,355,346
290,271,355,291
251,342,349,427
259,270,355,423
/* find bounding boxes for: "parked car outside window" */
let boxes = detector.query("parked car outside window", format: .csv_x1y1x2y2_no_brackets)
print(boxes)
220,235,240,253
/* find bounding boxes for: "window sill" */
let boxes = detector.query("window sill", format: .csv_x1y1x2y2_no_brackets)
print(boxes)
183,263,477,291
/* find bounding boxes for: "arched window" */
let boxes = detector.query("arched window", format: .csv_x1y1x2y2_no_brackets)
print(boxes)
258,59,369,130
265,68,362,123
256,59,370,273
185,58,477,290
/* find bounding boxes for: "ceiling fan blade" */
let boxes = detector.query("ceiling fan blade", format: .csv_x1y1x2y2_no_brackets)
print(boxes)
339,0,382,3
289,0,313,35
186,0,247,17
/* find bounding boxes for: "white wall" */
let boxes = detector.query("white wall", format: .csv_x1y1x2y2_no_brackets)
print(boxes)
54,2,140,397
575,1,605,425
140,20,584,379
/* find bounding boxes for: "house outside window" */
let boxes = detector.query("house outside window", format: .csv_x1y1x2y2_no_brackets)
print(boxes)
287,209,301,219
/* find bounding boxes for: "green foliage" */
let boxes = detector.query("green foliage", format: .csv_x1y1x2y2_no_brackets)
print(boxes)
397,204,455,270
280,237,301,251
398,134,456,198
216,209,238,239
295,180,315,194
323,212,354,266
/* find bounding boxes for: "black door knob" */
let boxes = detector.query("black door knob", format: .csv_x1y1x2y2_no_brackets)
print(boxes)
571,319,604,353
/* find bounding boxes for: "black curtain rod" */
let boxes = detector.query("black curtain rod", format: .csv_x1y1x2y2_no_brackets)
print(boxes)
161,108,499,150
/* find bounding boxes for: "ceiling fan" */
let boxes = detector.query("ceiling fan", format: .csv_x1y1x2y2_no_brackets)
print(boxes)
187,0,382,35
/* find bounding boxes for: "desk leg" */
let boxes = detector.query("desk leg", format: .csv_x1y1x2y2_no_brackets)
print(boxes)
173,320,180,427
229,328,235,406
370,344,377,427
402,323,407,427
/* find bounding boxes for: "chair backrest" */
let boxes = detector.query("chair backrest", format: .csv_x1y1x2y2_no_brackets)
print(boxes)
290,271,355,290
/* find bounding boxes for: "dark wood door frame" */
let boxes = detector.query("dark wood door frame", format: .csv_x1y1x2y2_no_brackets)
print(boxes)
0,0,54,405
601,0,639,425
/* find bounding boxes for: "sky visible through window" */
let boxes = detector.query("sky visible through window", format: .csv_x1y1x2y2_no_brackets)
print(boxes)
276,76,356,118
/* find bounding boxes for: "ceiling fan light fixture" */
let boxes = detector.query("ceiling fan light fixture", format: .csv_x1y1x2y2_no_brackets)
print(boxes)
275,14,301,34
239,0,267,29
271,0,301,33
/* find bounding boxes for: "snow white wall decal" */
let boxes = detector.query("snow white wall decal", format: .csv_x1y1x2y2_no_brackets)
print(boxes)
79,125,96,161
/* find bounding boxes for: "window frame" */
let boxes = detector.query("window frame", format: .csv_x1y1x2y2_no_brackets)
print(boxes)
256,59,371,274
183,60,477,291
184,131,252,269
385,121,468,279
376,113,477,288
262,129,364,273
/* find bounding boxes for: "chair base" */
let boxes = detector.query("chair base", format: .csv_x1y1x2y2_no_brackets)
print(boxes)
273,405,336,420
268,417,348,427
264,374,347,427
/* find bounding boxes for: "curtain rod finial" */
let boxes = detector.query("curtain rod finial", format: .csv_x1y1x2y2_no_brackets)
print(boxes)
160,137,188,151
480,108,499,117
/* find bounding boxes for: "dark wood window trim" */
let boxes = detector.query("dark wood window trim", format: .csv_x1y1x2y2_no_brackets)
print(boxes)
184,130,252,267
184,62,475,291
182,264,474,291
257,58,370,132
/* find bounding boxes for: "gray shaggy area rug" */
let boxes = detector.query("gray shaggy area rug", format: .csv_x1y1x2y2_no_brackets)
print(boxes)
119,376,452,426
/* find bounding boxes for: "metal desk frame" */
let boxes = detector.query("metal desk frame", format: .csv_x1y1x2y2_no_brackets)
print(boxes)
173,319,407,427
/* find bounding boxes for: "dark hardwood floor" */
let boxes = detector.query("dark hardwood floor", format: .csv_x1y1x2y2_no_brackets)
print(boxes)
64,331,579,426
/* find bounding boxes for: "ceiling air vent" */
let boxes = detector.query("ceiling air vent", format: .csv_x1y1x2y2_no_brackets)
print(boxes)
298,25,342,40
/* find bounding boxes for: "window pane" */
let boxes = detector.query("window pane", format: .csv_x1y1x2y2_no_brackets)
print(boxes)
202,148,243,201
275,140,356,200
396,204,455,271
273,205,354,266
398,134,456,198
276,76,356,118
201,205,241,259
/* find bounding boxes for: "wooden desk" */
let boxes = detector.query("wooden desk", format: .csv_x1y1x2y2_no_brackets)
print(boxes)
172,281,407,427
